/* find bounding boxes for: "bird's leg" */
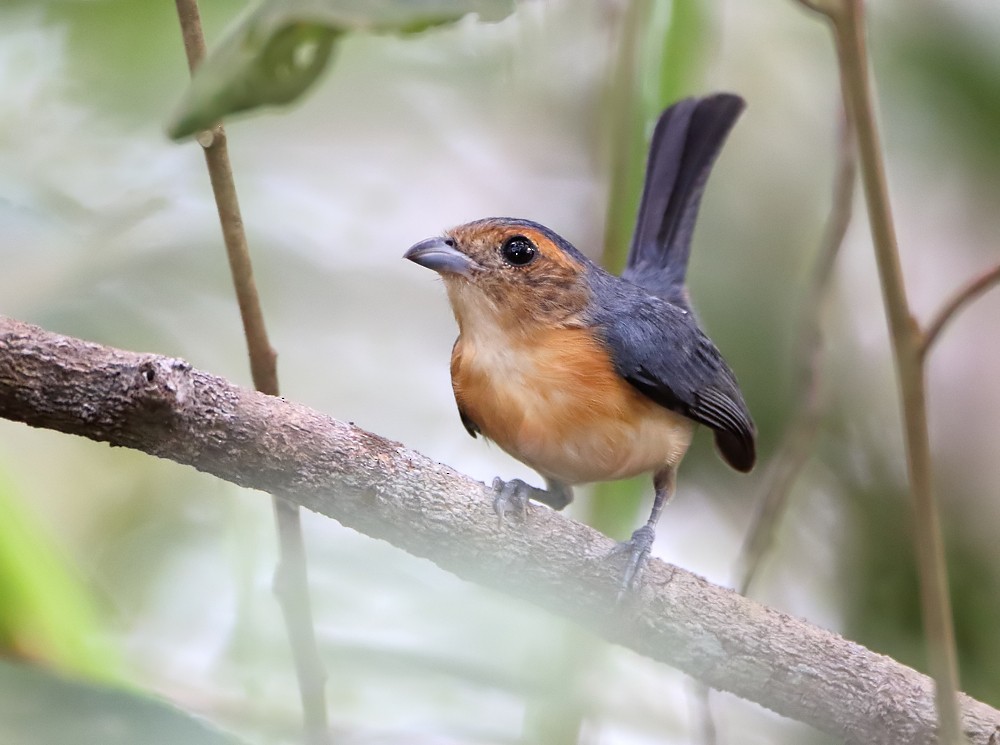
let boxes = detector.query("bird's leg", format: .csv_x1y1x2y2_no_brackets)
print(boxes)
492,476,573,525
611,467,676,596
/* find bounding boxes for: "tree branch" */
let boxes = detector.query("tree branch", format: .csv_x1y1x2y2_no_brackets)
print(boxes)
2,316,999,744
921,262,1000,360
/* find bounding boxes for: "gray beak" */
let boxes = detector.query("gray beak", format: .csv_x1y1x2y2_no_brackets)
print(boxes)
404,237,480,277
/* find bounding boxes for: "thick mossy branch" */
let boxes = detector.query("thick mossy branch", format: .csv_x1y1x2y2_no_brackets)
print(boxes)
1,316,998,745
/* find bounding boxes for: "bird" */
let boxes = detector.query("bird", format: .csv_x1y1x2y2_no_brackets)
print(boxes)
404,93,756,592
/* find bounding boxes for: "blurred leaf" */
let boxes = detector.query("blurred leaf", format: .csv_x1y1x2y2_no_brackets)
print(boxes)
167,0,515,139
588,475,648,541
844,475,1000,708
0,660,245,745
0,469,117,681
655,0,706,107
601,0,707,275
887,9,1000,174
41,0,245,121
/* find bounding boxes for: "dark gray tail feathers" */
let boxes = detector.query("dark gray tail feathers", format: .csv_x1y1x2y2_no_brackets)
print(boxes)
622,94,745,304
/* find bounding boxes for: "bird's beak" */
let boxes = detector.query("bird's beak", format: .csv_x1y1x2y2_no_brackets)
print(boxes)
404,237,480,278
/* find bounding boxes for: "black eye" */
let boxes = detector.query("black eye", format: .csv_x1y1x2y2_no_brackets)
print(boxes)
500,235,537,267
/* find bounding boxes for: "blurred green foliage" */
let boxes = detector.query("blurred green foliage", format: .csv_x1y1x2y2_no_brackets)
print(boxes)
0,0,998,742
887,8,1000,176
44,0,244,121
844,473,1000,707
0,469,116,682
0,659,245,745
168,0,515,138
601,0,707,275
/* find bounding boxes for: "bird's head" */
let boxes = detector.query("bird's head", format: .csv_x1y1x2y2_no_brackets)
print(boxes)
404,218,593,335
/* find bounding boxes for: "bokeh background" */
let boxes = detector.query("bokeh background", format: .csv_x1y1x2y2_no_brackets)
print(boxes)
1,1,998,743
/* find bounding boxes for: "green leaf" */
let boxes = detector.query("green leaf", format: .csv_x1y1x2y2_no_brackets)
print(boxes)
0,469,117,681
0,660,246,745
167,0,515,140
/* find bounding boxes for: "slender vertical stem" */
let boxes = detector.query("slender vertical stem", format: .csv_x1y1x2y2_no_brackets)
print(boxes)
173,2,329,743
812,1,963,741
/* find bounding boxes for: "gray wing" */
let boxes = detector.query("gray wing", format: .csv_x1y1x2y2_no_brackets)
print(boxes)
594,290,756,472
459,408,480,439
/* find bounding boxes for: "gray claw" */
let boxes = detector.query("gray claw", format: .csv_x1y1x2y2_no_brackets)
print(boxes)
610,525,656,600
492,477,530,526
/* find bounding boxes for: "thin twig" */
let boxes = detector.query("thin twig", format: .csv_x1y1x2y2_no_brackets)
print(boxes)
3,316,1000,745
794,0,965,741
173,1,278,394
173,3,329,743
734,105,855,596
921,262,1000,359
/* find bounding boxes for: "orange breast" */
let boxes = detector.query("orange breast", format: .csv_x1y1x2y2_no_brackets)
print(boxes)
452,326,694,485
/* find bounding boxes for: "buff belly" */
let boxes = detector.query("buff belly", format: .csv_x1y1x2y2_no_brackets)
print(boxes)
451,326,695,485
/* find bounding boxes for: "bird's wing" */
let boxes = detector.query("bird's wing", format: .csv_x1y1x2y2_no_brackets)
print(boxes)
622,94,745,306
596,295,756,472
459,408,480,439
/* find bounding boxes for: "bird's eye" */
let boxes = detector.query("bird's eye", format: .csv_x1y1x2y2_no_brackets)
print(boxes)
500,235,537,267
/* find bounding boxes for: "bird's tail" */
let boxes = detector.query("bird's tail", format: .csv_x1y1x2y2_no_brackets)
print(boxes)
622,94,745,304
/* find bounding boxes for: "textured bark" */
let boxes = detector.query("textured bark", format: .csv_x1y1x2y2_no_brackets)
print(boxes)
1,316,998,744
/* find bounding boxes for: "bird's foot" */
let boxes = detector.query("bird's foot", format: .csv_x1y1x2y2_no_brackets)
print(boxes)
491,477,572,528
491,477,534,526
493,476,573,525
609,525,656,601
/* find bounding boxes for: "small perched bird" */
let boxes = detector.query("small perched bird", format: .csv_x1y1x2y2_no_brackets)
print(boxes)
405,93,755,591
